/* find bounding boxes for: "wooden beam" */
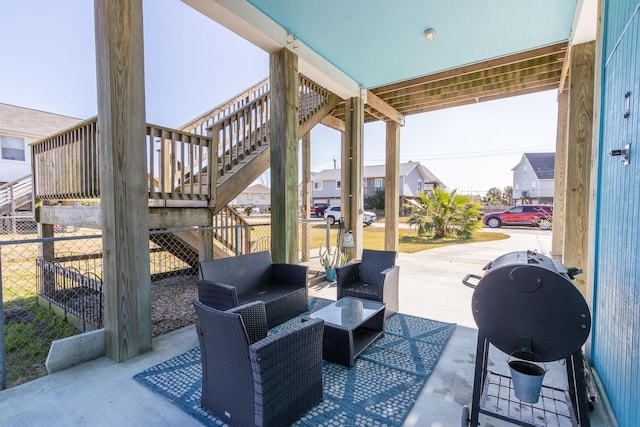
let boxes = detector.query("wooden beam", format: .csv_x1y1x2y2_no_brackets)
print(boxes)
366,91,404,125
342,97,364,260
269,48,299,264
584,0,605,361
551,88,569,259
301,133,311,262
384,121,400,252
320,114,345,132
558,44,572,93
95,0,151,361
562,41,595,296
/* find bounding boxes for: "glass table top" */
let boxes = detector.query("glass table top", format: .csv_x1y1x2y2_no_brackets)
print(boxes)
305,297,385,329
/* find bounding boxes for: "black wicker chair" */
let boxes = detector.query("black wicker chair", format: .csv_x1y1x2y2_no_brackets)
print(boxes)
192,300,324,427
335,249,399,318
198,251,308,328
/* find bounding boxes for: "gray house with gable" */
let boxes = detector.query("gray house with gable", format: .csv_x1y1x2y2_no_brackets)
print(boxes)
512,152,555,204
311,161,444,210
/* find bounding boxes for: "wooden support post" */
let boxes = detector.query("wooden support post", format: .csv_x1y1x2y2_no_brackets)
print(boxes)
199,210,213,262
301,133,311,262
562,41,595,296
385,121,400,252
38,223,55,296
94,0,151,361
269,48,299,264
342,97,364,260
551,88,569,259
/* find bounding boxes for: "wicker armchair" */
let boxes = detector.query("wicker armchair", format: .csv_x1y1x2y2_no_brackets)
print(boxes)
335,249,399,318
192,300,324,427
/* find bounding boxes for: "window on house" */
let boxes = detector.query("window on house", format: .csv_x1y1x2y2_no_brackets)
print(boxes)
374,178,383,188
336,180,341,189
523,166,528,175
313,181,323,190
417,179,424,192
0,135,26,161
247,193,253,200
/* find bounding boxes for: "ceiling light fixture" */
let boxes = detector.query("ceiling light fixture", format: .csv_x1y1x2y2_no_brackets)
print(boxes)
424,28,436,42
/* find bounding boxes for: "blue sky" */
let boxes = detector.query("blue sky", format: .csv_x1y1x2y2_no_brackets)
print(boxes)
0,0,558,195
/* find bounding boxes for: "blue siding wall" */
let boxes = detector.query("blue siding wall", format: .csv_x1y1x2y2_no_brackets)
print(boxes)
593,2,640,426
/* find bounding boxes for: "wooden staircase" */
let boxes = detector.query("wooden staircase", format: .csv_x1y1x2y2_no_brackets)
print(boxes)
179,74,340,213
31,74,341,262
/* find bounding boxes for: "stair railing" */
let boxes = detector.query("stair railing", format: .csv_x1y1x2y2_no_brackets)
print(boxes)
0,174,33,216
212,205,251,255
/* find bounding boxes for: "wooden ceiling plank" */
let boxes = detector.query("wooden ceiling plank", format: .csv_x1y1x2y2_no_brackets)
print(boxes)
378,55,564,101
386,68,562,109
372,42,567,94
397,80,561,116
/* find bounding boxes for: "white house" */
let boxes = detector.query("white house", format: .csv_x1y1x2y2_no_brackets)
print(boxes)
311,161,444,209
0,103,82,184
232,183,271,213
512,152,555,204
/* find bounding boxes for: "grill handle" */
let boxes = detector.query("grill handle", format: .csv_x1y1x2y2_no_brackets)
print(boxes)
462,274,482,289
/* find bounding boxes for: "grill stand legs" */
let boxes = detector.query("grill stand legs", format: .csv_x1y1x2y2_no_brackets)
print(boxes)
469,332,489,426
466,334,591,427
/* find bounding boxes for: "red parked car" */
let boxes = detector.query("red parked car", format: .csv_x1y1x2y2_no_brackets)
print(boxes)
310,202,328,217
482,205,553,228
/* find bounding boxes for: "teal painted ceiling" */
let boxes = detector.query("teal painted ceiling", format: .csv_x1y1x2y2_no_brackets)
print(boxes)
246,0,578,89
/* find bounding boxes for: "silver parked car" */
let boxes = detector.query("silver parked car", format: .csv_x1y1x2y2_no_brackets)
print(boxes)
324,206,377,225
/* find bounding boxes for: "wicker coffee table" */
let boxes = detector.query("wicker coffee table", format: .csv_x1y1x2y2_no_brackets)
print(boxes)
304,297,385,368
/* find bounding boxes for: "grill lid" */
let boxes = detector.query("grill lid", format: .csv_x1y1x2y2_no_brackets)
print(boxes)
472,251,591,362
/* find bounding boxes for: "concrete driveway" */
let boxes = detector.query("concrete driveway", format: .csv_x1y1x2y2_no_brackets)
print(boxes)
310,227,553,329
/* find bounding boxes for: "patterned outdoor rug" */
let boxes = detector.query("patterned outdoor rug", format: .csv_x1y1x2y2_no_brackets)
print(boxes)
133,298,456,426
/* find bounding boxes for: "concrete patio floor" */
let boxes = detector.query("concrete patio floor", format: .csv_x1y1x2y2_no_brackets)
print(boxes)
0,228,617,426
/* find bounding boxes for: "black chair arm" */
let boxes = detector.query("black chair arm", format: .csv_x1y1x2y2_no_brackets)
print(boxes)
229,301,268,344
250,318,324,427
198,279,239,310
335,262,362,295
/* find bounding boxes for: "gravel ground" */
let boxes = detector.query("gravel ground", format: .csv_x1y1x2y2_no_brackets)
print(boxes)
151,274,198,337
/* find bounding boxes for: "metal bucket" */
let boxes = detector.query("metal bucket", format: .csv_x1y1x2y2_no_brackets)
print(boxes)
509,359,546,403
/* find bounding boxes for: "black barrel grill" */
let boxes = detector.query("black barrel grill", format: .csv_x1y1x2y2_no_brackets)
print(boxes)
461,250,592,427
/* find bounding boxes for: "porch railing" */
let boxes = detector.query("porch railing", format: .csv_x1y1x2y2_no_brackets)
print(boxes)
30,118,213,202
30,74,336,204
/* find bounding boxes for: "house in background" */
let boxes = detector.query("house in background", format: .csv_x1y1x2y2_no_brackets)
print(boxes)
512,152,555,204
231,183,270,213
0,103,82,184
311,161,444,211
0,104,82,228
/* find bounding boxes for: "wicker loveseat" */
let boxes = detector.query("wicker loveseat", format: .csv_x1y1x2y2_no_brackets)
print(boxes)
192,300,324,426
198,251,309,328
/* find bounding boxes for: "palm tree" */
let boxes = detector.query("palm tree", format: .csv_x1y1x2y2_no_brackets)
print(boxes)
502,186,513,204
406,188,482,239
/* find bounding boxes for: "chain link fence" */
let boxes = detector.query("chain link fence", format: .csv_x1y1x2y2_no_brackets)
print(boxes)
0,216,335,390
